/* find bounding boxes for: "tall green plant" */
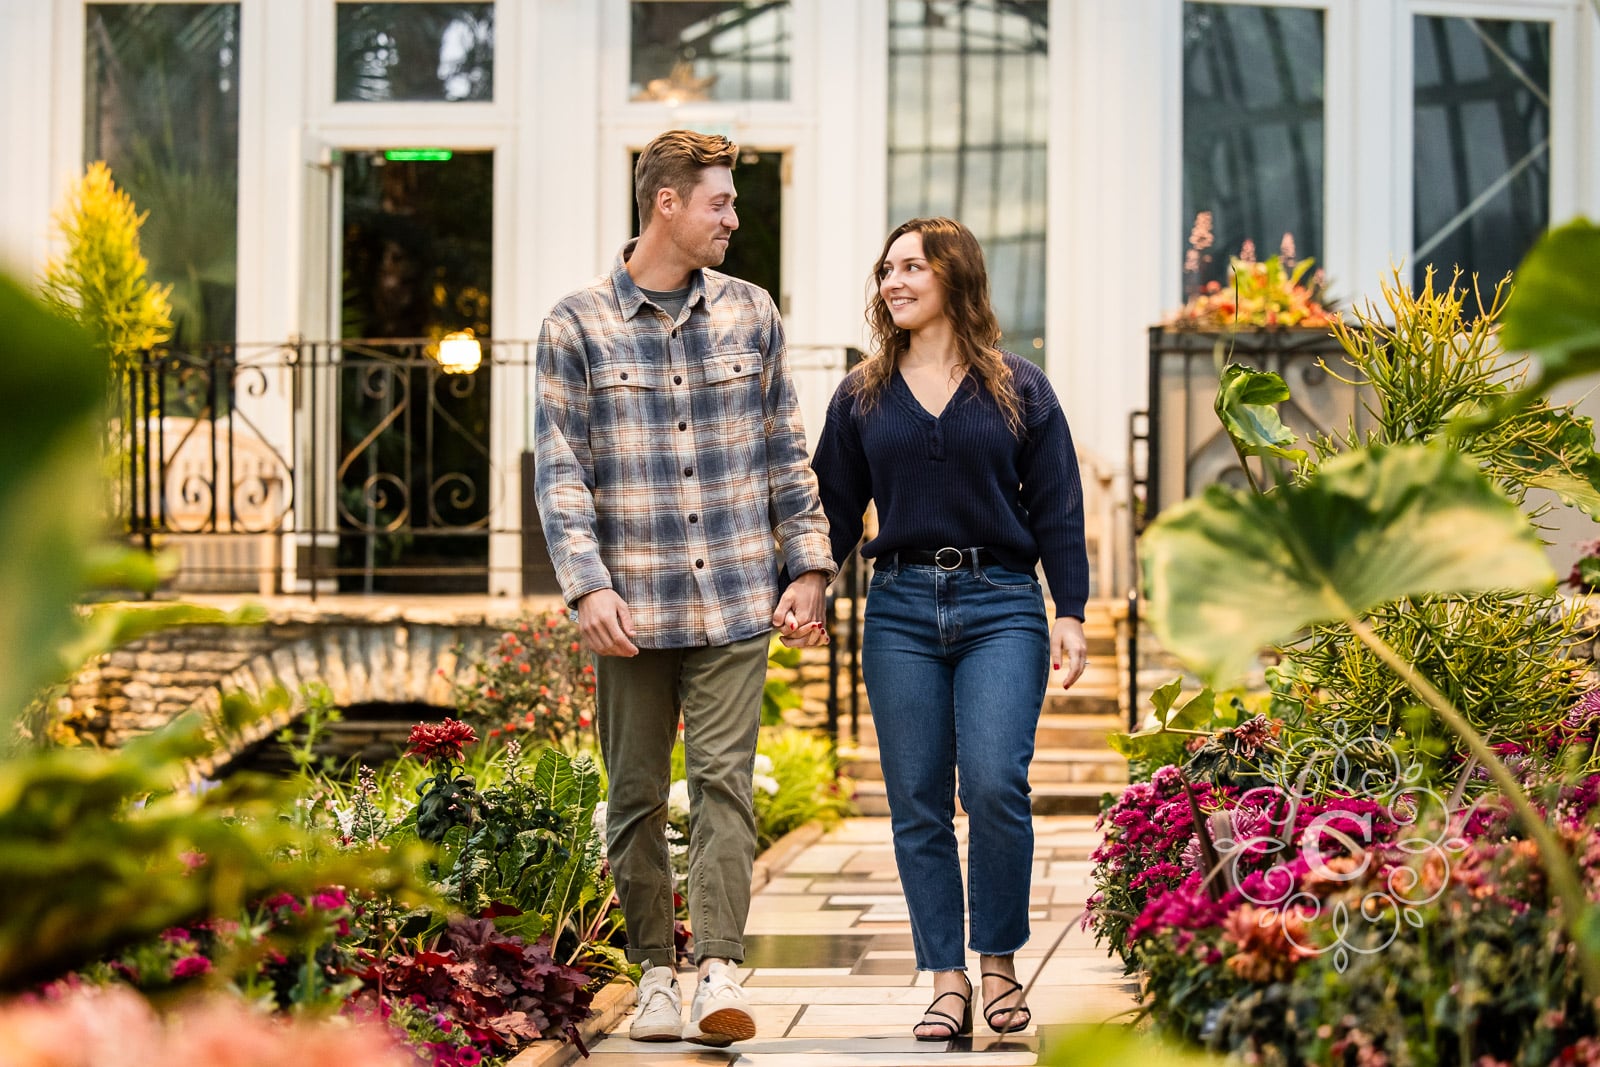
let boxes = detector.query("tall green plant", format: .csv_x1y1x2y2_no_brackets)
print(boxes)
39,162,173,374
1198,273,1600,766
1320,265,1600,515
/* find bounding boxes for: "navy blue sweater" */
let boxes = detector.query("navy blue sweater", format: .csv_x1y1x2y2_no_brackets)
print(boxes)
812,353,1089,620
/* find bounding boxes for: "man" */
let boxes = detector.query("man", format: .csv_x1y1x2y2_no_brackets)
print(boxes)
533,129,835,1047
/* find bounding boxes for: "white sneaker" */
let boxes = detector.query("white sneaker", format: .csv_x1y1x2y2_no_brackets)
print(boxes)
686,959,756,1046
628,965,683,1042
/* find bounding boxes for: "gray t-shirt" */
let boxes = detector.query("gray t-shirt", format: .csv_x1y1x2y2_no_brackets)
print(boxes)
638,285,691,321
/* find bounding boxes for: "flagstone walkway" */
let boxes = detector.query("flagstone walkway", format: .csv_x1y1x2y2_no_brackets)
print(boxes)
577,815,1138,1066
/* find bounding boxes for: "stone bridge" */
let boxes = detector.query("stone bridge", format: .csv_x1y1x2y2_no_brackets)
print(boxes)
64,600,559,758
62,597,835,768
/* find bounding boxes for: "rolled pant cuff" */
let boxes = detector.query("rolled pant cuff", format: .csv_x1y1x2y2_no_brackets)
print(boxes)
694,938,745,964
625,947,677,967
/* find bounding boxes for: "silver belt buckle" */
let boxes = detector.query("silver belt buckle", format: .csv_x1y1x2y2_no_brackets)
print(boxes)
934,546,965,571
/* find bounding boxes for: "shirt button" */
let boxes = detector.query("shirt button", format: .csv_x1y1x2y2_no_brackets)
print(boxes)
695,559,704,568
683,467,693,477
619,371,629,380
678,421,687,431
673,375,682,384
672,329,679,338
689,513,698,523
733,364,741,372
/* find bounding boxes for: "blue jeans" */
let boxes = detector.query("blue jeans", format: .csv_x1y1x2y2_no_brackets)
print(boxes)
862,559,1049,971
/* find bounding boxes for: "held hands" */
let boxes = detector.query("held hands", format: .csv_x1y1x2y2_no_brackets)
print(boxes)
576,588,639,657
1051,616,1088,690
772,571,830,648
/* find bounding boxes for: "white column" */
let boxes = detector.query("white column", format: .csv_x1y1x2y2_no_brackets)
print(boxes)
813,0,885,357
0,0,63,277
1343,0,1406,301
1050,0,1177,472
512,0,605,599
524,1,605,326
1582,2,1600,218
238,0,311,348
235,0,323,590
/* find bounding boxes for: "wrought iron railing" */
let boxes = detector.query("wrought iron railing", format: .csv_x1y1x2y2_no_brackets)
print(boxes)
117,338,858,598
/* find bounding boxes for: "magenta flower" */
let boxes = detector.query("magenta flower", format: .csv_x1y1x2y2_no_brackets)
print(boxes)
171,955,212,980
311,887,349,911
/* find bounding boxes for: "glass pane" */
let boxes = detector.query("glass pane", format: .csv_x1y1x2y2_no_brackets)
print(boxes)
1181,3,1325,298
1413,16,1549,296
338,151,494,593
631,2,791,103
336,3,494,102
85,4,241,346
887,0,1048,362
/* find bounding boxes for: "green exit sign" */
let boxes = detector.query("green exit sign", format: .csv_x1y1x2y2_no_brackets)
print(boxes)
384,148,453,162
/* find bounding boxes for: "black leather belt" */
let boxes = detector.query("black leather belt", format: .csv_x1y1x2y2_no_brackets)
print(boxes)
890,547,998,571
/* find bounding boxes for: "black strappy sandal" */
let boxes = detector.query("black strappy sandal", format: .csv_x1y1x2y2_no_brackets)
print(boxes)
982,971,1032,1034
913,973,973,1041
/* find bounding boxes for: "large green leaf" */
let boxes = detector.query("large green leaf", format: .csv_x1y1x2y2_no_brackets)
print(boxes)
532,745,577,811
1140,443,1554,685
0,276,104,726
1107,681,1216,761
1502,218,1600,399
1214,363,1307,461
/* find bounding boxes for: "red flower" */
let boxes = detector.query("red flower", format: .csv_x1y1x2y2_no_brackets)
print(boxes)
405,718,479,765
171,955,212,980
311,887,348,911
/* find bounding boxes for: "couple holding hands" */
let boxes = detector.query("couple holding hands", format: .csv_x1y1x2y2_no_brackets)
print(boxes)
533,129,1089,1047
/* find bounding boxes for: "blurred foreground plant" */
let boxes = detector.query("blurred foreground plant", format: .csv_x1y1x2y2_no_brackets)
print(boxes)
0,273,432,995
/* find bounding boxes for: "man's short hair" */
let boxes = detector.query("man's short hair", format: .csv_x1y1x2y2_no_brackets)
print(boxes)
634,129,739,228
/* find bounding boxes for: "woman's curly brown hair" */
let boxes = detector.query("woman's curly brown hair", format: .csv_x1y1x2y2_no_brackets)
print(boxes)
850,216,1022,433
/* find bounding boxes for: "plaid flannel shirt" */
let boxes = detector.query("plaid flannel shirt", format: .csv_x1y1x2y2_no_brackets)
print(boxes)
533,241,837,648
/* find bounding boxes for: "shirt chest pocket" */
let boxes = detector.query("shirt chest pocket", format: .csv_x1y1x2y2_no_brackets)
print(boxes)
593,362,666,391
703,351,762,417
590,362,667,432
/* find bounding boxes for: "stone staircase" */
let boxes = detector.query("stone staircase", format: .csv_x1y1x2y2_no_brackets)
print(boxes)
837,598,1129,816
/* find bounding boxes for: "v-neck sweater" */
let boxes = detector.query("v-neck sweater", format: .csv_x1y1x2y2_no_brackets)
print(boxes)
812,352,1089,620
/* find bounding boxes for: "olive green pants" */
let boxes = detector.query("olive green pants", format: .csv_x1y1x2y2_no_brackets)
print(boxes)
594,632,767,967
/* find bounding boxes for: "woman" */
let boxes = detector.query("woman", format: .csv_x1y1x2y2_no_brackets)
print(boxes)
811,217,1089,1040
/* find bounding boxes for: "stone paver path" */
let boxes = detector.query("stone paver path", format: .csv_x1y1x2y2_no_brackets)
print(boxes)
578,815,1138,1065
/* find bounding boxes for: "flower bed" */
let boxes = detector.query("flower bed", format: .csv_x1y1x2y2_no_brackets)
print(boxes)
1087,714,1600,1064
8,634,853,1066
